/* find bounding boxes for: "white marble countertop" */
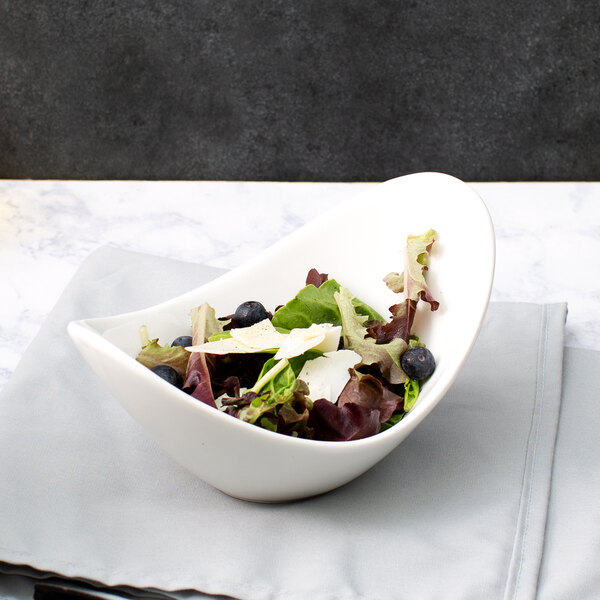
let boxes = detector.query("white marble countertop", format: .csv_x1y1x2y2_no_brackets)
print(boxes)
1,179,599,389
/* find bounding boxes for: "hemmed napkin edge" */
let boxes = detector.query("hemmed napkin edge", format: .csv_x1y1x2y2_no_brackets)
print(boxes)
502,303,567,600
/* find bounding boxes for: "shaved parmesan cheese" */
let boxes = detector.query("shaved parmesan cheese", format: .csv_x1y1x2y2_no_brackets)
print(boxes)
188,320,341,359
229,319,286,349
311,325,341,353
187,319,284,354
298,349,361,403
274,323,340,360
186,336,258,354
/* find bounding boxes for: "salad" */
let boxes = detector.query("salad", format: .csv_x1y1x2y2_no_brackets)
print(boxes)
136,229,439,441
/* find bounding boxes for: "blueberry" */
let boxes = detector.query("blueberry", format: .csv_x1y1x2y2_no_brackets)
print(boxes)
172,335,193,347
151,365,184,388
400,347,436,380
234,301,269,328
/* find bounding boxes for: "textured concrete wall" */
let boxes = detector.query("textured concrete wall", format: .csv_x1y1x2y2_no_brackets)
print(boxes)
1,1,599,181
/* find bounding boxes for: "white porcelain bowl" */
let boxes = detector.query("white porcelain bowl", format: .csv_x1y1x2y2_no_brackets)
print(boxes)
68,173,495,502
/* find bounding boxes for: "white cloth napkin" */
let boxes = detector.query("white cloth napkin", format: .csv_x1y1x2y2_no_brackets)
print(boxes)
0,246,571,600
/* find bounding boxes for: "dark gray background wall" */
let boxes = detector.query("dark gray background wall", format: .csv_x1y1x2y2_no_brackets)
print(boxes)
1,1,599,181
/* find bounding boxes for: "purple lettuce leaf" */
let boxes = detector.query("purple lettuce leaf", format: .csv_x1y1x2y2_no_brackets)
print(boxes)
183,304,225,408
337,370,401,423
367,299,417,344
308,399,381,441
305,268,329,288
368,229,438,351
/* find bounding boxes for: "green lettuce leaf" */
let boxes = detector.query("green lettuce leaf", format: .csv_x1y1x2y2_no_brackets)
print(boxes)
271,279,384,330
223,379,312,437
235,357,305,424
383,271,404,293
369,229,438,355
334,286,407,384
135,327,190,379
380,411,405,432
403,228,439,309
403,378,420,411
253,357,296,397
190,303,227,340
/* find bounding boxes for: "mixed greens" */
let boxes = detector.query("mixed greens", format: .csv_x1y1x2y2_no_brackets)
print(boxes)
137,229,439,441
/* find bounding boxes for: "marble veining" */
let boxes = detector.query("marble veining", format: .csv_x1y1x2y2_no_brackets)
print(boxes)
1,180,599,389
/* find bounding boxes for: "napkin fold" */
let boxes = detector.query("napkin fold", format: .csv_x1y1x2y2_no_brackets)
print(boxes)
0,246,570,600
536,346,600,600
